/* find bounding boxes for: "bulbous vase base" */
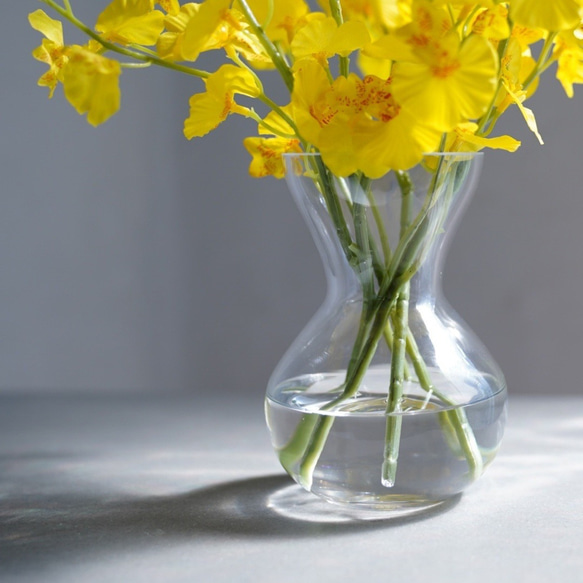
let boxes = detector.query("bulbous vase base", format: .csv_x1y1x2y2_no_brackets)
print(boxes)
266,366,507,512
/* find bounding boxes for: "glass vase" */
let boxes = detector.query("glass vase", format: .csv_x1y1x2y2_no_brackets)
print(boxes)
265,152,507,515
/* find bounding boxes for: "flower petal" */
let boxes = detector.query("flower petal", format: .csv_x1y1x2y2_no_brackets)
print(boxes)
62,47,121,126
96,0,165,46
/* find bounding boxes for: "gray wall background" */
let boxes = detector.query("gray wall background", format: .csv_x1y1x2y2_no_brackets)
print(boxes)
2,1,583,396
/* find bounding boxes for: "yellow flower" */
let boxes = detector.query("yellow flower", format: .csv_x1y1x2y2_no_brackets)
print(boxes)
291,58,335,145
511,0,583,33
290,16,370,64
555,38,583,97
157,3,200,60
496,36,537,111
184,64,261,139
290,60,441,176
157,3,267,65
259,106,297,138
362,1,453,66
96,0,165,46
391,32,498,131
61,47,122,126
243,137,302,178
357,52,392,79
510,23,545,54
373,0,413,29
472,5,510,40
181,0,232,61
449,122,521,152
235,0,310,49
319,0,413,31
501,81,544,144
157,0,180,14
29,9,67,98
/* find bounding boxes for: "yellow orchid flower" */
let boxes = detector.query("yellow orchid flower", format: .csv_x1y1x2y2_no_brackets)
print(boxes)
357,51,392,79
157,0,180,14
362,1,453,65
184,64,261,139
259,106,296,138
29,9,67,98
291,58,334,145
318,106,441,177
510,23,545,55
157,3,200,60
510,0,583,33
555,37,583,97
96,0,165,46
472,5,510,41
391,32,498,132
290,16,370,64
373,0,413,29
501,81,544,144
291,60,440,175
495,36,538,110
323,0,413,32
181,0,232,61
234,0,310,49
157,3,268,65
449,122,521,152
243,136,302,178
61,47,122,126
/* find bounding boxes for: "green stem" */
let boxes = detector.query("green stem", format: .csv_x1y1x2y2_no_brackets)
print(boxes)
365,185,392,270
40,0,210,79
353,201,374,305
312,156,358,266
381,171,413,486
406,331,483,480
237,0,294,91
523,32,558,91
297,416,335,489
382,283,409,486
477,37,510,134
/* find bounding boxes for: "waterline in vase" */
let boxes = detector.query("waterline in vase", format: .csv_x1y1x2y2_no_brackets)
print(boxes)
266,366,507,510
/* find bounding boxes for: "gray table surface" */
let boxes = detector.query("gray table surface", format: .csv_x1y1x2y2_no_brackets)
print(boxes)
1,392,582,583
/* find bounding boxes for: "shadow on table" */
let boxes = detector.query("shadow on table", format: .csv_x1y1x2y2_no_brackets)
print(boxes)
1,473,460,568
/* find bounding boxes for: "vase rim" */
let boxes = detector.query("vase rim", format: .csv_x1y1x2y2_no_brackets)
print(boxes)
283,151,484,159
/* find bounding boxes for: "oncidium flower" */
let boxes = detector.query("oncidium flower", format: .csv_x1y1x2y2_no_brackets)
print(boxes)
290,59,441,177
30,8,122,125
157,0,180,15
290,16,370,64
448,122,520,152
29,9,67,98
511,0,583,33
156,4,201,60
184,64,261,139
391,32,498,132
234,0,310,50
96,0,165,46
62,47,122,127
244,136,302,178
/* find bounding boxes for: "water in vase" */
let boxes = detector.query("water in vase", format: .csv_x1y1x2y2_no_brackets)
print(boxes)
266,366,507,509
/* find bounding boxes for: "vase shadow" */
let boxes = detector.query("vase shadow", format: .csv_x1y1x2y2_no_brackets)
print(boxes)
3,471,461,574
170,474,462,536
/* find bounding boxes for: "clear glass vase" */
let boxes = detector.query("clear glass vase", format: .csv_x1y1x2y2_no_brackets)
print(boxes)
265,152,507,515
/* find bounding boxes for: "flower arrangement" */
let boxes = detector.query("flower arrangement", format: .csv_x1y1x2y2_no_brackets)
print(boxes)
29,0,583,498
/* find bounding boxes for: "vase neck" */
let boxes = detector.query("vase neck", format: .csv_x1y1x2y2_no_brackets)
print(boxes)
285,154,483,305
